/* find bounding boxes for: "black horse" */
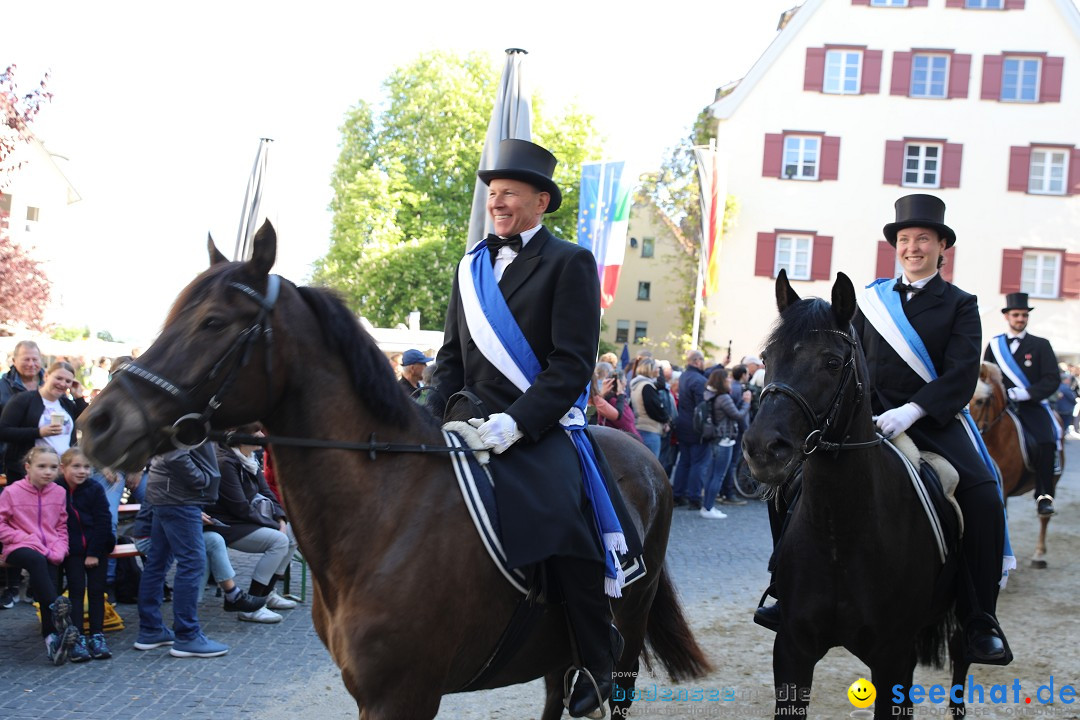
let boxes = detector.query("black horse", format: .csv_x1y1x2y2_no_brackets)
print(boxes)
743,270,967,719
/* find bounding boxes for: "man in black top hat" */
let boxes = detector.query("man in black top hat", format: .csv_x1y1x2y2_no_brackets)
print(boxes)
431,139,638,717
983,293,1061,516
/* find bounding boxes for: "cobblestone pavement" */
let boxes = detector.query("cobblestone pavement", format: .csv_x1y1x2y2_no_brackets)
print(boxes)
1,439,1074,719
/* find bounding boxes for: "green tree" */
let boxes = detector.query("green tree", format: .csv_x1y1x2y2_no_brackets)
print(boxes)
635,110,737,357
313,51,604,330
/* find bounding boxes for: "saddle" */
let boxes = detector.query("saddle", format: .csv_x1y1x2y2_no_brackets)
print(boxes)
1007,408,1061,475
888,433,964,549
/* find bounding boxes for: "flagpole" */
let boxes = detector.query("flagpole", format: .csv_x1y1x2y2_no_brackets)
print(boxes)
690,137,716,350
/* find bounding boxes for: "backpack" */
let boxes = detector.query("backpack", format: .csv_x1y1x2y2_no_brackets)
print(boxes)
692,399,719,441
113,535,142,604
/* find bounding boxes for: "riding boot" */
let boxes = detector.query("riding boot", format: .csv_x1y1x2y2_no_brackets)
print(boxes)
956,482,1012,666
1034,443,1056,515
552,557,621,718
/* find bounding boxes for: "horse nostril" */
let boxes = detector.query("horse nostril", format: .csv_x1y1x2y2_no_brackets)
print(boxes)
86,409,113,435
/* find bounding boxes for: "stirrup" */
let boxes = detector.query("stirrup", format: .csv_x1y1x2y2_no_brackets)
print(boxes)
563,666,607,720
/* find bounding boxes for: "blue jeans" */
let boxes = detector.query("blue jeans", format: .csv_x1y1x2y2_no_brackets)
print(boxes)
672,442,711,504
702,442,735,511
639,430,662,458
138,504,206,643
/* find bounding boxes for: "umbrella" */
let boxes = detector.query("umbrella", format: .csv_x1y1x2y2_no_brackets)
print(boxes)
233,137,273,261
466,49,532,251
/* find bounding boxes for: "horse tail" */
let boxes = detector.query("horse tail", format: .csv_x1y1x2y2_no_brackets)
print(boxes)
642,563,713,681
915,608,958,669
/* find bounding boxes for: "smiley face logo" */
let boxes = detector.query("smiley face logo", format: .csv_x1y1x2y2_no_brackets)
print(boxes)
847,678,876,708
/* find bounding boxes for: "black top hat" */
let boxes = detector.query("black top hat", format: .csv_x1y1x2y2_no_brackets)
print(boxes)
477,139,562,213
882,193,956,248
1002,292,1035,313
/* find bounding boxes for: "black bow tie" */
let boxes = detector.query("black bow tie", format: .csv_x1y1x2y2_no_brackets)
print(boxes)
486,233,522,254
894,281,925,297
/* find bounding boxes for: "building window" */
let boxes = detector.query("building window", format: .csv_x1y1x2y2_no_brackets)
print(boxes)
965,0,1003,7
783,136,820,180
633,322,648,344
774,235,814,280
1021,251,1060,298
637,281,651,301
1028,148,1068,195
615,320,629,344
824,50,862,94
871,0,908,5
26,206,40,222
1001,57,1040,102
911,54,949,98
904,143,942,187
641,237,655,258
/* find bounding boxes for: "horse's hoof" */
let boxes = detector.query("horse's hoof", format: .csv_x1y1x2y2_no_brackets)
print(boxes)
1031,559,1048,569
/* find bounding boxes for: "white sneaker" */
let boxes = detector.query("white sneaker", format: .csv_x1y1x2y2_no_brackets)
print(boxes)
265,591,298,610
238,606,282,624
699,507,728,519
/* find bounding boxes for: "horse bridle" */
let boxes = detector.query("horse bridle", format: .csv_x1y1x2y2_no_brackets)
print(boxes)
759,326,882,456
113,275,474,458
970,386,1009,435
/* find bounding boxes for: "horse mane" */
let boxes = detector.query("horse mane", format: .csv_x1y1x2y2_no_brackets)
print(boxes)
295,284,438,431
764,297,839,350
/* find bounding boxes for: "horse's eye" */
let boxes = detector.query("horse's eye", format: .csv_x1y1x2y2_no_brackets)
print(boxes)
826,357,842,370
201,317,225,331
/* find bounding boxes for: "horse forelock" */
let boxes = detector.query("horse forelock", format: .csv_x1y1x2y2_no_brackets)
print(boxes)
973,379,992,401
764,297,840,358
164,262,237,327
295,285,438,431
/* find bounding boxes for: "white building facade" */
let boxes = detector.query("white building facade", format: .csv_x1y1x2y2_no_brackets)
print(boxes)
707,0,1080,360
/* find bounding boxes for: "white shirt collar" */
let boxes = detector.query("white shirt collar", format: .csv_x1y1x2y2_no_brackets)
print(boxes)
900,271,938,289
1009,330,1027,341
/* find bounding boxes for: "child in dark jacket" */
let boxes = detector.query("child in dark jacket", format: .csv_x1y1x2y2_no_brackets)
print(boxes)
57,448,115,661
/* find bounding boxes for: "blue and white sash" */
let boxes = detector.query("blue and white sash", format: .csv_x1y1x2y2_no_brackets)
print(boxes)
988,335,1062,451
457,240,631,597
860,279,1016,584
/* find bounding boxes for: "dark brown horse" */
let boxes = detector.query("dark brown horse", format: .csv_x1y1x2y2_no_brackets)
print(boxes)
970,361,1063,568
77,222,709,719
742,271,966,719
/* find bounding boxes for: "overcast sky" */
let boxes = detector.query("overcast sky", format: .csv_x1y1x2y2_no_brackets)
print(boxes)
11,0,1027,345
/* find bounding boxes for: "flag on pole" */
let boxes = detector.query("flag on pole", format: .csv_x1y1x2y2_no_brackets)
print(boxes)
693,143,726,297
466,49,531,251
577,161,632,309
620,343,631,373
234,137,273,261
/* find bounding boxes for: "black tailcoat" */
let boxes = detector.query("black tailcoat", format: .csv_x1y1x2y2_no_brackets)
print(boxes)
854,274,995,489
983,332,1059,444
432,227,641,569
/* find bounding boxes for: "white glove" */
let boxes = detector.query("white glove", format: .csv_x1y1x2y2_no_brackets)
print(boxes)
1007,387,1031,402
468,413,524,454
874,402,926,439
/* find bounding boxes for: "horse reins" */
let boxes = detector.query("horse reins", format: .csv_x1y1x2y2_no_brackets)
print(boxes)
759,326,883,456
114,274,477,458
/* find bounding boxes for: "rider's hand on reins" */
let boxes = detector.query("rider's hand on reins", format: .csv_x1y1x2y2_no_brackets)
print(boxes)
469,413,524,454
874,402,926,439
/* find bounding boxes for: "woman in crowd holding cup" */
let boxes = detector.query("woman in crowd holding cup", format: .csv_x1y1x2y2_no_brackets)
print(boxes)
0,361,87,481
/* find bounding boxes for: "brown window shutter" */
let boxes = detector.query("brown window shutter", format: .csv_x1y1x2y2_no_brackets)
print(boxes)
1000,249,1024,294
948,54,971,99
862,50,883,94
883,140,905,185
981,55,1003,100
1008,146,1032,192
891,51,913,96
1070,148,1080,196
851,0,871,5
942,143,963,188
1040,56,1064,103
945,0,964,7
1062,253,1080,299
1004,0,1025,9
756,233,778,278
763,134,784,178
909,0,929,6
811,235,833,281
876,241,896,279
805,48,826,92
820,136,841,181
941,247,956,284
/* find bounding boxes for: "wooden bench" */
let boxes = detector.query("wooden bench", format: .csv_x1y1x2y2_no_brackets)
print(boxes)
109,543,143,559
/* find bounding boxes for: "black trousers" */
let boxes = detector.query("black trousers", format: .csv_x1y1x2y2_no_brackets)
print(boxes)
549,555,612,672
63,554,108,635
1016,402,1058,498
6,548,62,637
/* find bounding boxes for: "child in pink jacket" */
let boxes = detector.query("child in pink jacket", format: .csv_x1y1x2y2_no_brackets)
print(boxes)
0,445,78,665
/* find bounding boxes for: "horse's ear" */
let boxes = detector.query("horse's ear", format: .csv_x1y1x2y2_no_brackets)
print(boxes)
775,269,801,313
831,272,857,326
247,219,277,277
208,234,229,266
